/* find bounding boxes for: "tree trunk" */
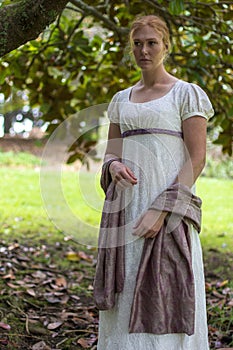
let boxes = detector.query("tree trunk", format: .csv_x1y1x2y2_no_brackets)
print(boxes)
0,0,69,57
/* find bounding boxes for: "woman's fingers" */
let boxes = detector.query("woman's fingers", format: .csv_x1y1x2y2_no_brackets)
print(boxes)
125,167,138,182
110,162,137,186
144,230,157,239
132,210,167,238
119,167,137,185
133,218,153,237
133,225,159,238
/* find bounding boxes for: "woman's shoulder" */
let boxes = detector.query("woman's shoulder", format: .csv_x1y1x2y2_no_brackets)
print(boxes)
175,79,210,97
176,80,214,120
110,86,132,103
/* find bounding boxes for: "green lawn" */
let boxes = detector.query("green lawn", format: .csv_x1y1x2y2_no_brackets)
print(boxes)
0,166,232,251
196,177,233,251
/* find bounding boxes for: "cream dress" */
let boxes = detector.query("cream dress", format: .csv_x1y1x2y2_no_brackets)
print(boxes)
97,80,214,350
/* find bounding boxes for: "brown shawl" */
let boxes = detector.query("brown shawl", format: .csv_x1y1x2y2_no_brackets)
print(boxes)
93,159,202,336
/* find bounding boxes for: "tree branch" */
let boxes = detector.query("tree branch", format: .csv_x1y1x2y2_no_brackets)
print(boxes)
0,0,69,57
69,0,128,38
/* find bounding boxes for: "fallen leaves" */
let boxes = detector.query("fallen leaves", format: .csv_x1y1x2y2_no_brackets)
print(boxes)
77,336,97,348
1,240,232,349
66,250,94,263
32,341,51,350
47,321,63,330
206,279,233,349
0,322,11,331
0,239,98,349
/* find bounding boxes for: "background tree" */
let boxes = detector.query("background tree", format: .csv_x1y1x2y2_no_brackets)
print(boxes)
0,0,232,158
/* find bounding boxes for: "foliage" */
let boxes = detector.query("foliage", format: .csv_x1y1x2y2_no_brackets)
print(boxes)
203,156,233,179
0,0,232,157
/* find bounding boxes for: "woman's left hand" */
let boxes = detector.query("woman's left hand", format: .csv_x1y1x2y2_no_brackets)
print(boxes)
132,209,168,239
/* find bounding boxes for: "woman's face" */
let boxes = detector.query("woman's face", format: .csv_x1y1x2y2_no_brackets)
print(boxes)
132,25,166,71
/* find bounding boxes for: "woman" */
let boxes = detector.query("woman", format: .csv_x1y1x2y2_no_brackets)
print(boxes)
94,15,214,350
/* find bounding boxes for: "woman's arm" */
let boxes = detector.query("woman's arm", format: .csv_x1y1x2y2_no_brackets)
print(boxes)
104,123,122,162
104,123,137,188
175,116,207,187
132,116,207,238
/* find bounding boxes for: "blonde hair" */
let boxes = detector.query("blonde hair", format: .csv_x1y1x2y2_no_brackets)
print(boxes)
129,15,171,53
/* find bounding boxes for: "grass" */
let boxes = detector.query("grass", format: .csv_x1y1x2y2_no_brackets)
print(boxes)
0,167,57,239
0,161,232,251
0,150,232,350
0,167,102,247
196,177,233,251
0,150,43,167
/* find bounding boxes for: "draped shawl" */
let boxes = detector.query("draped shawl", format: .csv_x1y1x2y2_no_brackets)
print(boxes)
93,159,202,336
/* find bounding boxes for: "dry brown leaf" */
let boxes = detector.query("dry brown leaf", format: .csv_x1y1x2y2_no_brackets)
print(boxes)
27,288,36,297
212,290,226,299
47,321,63,330
3,272,15,280
70,294,80,301
0,322,11,330
77,251,93,262
6,282,18,288
8,243,20,251
32,340,51,350
216,280,229,288
32,271,47,279
77,338,92,348
45,296,61,304
77,336,97,348
55,276,67,289
60,295,69,304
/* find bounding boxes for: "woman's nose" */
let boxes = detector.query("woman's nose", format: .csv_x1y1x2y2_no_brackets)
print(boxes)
141,44,148,54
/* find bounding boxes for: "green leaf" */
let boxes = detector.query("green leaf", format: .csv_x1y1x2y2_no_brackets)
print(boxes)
47,66,63,79
0,0,232,158
169,0,184,15
67,152,83,164
0,66,9,85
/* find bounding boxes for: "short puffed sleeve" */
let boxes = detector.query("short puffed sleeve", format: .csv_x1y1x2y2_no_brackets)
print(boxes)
107,91,121,124
180,83,214,121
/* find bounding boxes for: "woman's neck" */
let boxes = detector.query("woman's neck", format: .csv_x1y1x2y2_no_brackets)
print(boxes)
140,65,175,88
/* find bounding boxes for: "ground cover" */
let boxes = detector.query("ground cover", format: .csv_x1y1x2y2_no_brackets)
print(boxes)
0,150,233,349
0,238,232,349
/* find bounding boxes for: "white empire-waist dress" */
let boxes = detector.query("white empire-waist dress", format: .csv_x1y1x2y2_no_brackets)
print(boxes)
97,80,214,350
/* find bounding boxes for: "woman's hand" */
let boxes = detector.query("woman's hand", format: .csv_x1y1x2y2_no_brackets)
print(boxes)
109,161,137,189
132,209,168,238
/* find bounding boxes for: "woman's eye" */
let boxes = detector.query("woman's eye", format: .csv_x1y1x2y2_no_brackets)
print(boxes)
149,41,157,46
134,41,141,47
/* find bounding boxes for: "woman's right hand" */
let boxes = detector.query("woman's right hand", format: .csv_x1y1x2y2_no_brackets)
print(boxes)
109,161,138,189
